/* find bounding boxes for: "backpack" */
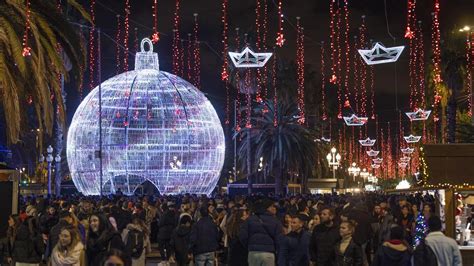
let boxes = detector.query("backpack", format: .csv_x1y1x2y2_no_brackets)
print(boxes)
413,239,437,266
126,229,145,259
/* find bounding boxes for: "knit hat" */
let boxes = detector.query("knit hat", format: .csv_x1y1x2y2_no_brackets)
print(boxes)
26,205,37,217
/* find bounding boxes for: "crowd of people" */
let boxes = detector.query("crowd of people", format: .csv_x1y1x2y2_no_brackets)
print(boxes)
0,192,463,266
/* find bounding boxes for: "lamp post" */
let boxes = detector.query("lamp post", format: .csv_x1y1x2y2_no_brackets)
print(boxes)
327,147,341,190
360,168,370,186
38,145,59,196
347,162,361,181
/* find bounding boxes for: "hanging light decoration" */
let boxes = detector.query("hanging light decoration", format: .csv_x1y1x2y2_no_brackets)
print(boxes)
401,147,415,154
366,149,380,157
115,15,122,75
21,0,32,56
172,0,181,75
151,0,160,43
467,31,473,116
404,134,422,143
321,41,327,120
405,108,431,121
122,0,131,72
221,0,229,81
88,0,96,92
359,137,376,147
296,17,306,124
275,0,285,47
405,0,416,39
431,0,442,84
358,43,405,65
193,13,201,89
343,0,351,109
329,0,338,84
343,114,368,126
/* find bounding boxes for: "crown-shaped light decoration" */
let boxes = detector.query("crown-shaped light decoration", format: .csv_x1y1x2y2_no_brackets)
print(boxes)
404,134,422,143
372,158,383,164
405,108,432,121
400,147,415,154
366,149,380,157
371,164,381,169
400,156,411,163
228,47,272,68
358,42,405,65
359,137,376,147
343,114,368,126
398,162,408,168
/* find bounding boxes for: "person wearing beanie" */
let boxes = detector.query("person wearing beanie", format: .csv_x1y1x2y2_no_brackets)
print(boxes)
372,226,412,266
190,206,221,265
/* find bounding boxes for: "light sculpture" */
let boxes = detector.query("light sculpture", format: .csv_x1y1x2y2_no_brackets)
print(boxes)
396,180,411,189
358,42,405,65
405,108,431,121
343,114,368,126
404,134,422,143
401,147,415,154
371,164,380,169
67,38,225,195
359,137,376,147
366,149,380,157
372,158,383,164
228,47,272,68
400,156,411,163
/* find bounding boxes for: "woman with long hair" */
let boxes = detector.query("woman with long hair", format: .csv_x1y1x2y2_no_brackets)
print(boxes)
121,217,151,266
50,225,85,266
5,214,21,264
334,220,363,266
86,212,126,266
226,208,249,266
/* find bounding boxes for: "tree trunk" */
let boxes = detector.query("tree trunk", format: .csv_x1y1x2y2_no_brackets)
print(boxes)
54,75,66,196
246,134,252,194
447,94,457,143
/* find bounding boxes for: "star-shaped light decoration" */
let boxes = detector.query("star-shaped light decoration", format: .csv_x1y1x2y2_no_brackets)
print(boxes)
405,108,432,121
228,47,272,68
359,137,376,147
400,156,411,163
371,164,381,169
343,114,368,126
372,158,383,164
398,162,408,168
404,134,422,144
358,42,405,65
400,147,415,154
366,149,380,157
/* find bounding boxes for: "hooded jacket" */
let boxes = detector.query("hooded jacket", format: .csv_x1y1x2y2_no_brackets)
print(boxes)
309,222,340,266
239,211,283,253
171,225,192,265
372,240,412,266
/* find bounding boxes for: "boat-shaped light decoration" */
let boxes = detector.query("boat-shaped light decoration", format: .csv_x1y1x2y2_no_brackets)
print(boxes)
405,108,432,121
372,158,383,164
359,137,376,147
228,47,272,68
343,114,368,126
366,149,380,157
404,134,422,143
358,42,405,65
400,147,415,154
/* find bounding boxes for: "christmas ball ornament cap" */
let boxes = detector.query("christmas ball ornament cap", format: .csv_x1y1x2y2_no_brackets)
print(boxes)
135,38,160,71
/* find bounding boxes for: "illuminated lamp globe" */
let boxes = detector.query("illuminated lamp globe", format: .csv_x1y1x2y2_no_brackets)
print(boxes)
67,38,225,195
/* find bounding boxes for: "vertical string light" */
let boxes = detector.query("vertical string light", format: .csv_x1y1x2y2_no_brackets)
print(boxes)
408,16,418,111
122,0,131,72
359,16,368,117
329,0,337,84
466,31,473,116
431,0,442,122
352,36,360,113
221,0,229,81
369,65,375,119
405,0,416,39
275,0,285,47
417,21,426,109
134,28,138,54
321,41,327,120
172,0,181,75
343,0,351,107
22,0,32,56
254,0,263,103
179,39,185,78
234,29,242,131
151,0,160,43
187,34,193,82
245,69,252,128
296,17,306,124
193,13,201,89
261,0,268,102
88,0,96,92
272,53,278,126
115,15,122,75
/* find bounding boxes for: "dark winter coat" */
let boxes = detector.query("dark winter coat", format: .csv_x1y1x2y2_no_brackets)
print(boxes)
11,217,45,264
190,216,220,256
277,229,311,266
157,210,177,241
238,212,283,253
170,225,192,266
334,238,363,266
86,230,125,265
228,235,248,266
116,208,133,232
348,208,373,245
372,241,412,266
309,223,340,266
39,213,58,235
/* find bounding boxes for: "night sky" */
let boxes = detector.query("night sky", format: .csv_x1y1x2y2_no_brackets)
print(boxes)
68,0,474,128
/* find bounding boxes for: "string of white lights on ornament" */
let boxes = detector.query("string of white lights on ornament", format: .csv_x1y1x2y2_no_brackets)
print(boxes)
21,0,32,57
122,0,131,72
151,0,159,43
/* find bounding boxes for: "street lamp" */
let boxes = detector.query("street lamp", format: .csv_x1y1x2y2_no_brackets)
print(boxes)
326,147,341,180
38,145,60,196
360,168,370,181
459,25,471,32
347,162,361,181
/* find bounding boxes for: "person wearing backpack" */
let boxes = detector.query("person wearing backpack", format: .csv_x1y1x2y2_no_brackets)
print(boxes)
372,226,412,266
121,217,151,266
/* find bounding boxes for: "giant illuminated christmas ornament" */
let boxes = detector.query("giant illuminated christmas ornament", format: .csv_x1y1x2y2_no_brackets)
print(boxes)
359,137,376,147
67,38,225,195
228,47,272,68
343,114,368,126
404,134,422,143
358,42,405,65
405,108,431,121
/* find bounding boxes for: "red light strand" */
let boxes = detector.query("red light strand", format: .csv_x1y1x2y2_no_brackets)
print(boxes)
272,54,278,126
405,0,416,39
359,16,368,117
115,15,122,75
22,0,32,57
416,21,426,109
221,0,229,81
193,13,201,89
466,32,473,116
296,18,306,124
343,0,351,106
321,41,327,121
187,34,193,82
275,0,285,47
172,0,181,75
122,0,131,72
235,28,242,131
369,65,375,119
151,0,160,43
88,0,96,92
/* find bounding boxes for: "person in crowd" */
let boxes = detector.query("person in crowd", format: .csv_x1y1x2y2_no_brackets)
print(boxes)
9,205,45,266
334,220,362,266
347,203,372,265
278,214,311,266
377,207,395,246
310,207,340,266
372,226,412,266
190,206,221,266
288,197,299,215
47,210,80,257
5,214,21,265
239,198,283,266
142,199,157,232
121,217,151,266
396,205,414,245
417,216,462,266
171,215,193,266
102,249,130,266
157,202,178,264
86,212,126,266
50,225,85,266
282,214,292,235
226,208,249,266
307,213,320,232
116,201,133,233
39,205,58,237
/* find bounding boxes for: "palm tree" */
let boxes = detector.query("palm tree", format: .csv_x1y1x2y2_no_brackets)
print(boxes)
235,100,323,195
0,0,88,145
